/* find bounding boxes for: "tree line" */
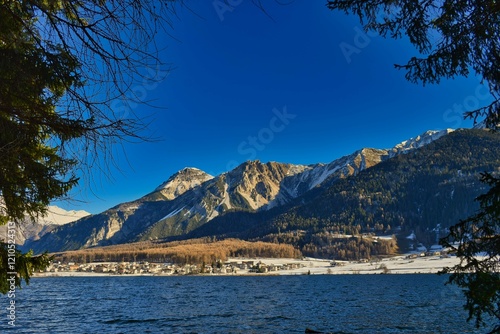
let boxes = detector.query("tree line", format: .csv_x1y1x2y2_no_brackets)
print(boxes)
52,238,302,265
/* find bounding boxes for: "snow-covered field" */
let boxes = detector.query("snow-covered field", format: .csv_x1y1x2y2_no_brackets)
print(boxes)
230,254,461,275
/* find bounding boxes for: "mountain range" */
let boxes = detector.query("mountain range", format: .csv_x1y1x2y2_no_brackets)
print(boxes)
24,128,500,260
0,206,89,246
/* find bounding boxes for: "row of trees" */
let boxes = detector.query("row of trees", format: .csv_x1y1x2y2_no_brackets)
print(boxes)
301,235,398,261
53,238,302,265
258,228,398,260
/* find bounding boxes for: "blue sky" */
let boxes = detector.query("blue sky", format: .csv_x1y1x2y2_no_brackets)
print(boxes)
57,1,490,214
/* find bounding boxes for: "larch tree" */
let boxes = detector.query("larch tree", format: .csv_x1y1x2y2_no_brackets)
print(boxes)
0,0,181,293
326,0,499,332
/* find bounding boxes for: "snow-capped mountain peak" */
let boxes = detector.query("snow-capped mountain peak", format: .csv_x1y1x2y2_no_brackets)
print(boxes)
389,129,454,157
0,205,90,246
40,205,90,226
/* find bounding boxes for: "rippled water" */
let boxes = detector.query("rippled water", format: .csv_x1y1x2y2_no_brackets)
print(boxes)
1,274,481,333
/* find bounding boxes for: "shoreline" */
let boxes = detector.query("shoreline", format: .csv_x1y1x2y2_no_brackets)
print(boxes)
32,254,460,277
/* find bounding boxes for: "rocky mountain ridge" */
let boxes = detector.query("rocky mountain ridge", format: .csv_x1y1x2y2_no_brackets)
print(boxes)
186,129,500,259
0,206,89,246
25,129,464,254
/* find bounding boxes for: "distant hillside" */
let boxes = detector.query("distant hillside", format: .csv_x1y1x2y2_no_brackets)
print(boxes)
27,139,407,253
25,129,500,261
184,129,500,259
0,206,89,246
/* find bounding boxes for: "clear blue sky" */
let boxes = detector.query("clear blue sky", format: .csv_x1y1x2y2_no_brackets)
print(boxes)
57,1,489,214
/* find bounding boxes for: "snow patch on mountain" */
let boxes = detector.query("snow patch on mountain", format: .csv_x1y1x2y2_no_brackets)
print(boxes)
389,129,454,157
159,206,186,221
219,183,232,211
308,164,342,189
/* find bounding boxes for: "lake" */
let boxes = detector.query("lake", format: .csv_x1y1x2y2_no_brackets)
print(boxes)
1,274,482,333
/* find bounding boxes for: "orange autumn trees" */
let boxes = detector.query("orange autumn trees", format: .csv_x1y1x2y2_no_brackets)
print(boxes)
53,238,302,265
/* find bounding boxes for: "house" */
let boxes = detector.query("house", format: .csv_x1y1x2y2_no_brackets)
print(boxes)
242,261,255,268
268,264,279,272
252,262,268,273
94,265,109,273
69,264,80,271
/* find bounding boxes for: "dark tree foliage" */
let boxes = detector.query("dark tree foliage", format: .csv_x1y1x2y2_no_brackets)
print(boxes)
327,1,500,331
0,244,51,294
441,173,500,333
0,0,180,293
327,0,499,129
0,0,178,223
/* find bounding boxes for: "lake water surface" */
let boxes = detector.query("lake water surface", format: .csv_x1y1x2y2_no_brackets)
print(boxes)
1,274,482,333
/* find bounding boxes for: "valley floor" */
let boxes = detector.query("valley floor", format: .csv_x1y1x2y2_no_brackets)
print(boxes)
33,254,461,277
260,254,460,275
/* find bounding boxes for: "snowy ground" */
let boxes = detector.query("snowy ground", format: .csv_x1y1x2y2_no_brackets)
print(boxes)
230,254,462,275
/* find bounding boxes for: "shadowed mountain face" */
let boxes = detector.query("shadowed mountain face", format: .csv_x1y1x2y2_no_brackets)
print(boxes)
27,129,498,256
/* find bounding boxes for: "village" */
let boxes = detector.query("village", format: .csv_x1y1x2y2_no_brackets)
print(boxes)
37,259,308,276
34,249,462,277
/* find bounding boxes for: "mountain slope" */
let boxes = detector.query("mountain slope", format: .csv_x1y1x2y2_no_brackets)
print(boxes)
196,129,500,259
27,161,308,252
23,168,213,252
27,128,465,254
0,206,89,246
27,152,392,254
